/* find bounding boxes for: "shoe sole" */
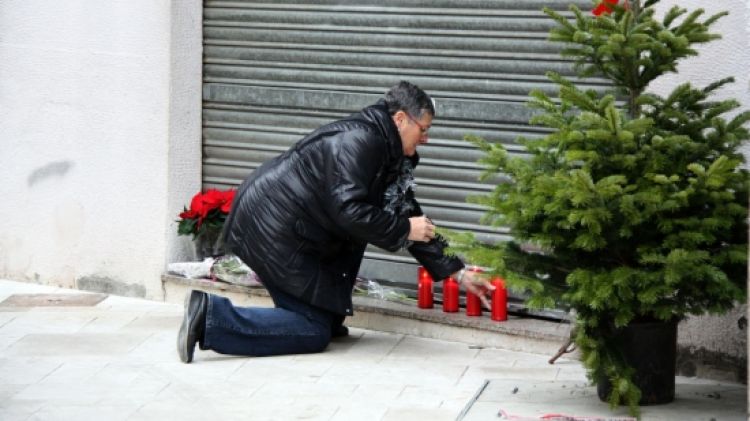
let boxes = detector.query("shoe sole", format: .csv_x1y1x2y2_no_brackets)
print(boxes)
177,291,202,363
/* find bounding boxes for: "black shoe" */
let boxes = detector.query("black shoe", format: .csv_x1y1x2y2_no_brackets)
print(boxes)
332,324,349,338
177,290,207,363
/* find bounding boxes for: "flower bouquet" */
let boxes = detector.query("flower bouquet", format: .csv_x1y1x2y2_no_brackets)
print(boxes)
177,188,236,259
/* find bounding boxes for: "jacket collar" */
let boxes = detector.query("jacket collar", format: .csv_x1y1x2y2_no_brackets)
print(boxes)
356,99,420,170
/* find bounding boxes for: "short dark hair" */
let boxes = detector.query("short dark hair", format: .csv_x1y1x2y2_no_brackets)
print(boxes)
384,81,435,119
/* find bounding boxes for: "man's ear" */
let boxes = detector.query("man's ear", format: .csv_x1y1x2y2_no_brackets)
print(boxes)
392,110,407,130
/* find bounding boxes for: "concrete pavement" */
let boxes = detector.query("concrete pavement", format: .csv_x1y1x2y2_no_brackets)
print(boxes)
0,279,745,420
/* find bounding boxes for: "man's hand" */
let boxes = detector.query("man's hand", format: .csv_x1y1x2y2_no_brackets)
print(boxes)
459,270,495,310
408,216,435,242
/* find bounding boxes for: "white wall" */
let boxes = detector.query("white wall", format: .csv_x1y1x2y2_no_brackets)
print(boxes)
0,0,202,298
651,0,750,155
651,0,750,370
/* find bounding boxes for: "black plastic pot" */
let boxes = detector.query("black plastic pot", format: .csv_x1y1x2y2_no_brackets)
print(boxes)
597,319,678,405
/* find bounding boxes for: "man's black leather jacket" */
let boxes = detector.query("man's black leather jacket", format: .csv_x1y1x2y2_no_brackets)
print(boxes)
224,100,463,315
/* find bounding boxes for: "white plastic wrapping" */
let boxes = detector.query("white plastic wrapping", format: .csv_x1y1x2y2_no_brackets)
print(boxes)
211,254,262,287
167,258,215,279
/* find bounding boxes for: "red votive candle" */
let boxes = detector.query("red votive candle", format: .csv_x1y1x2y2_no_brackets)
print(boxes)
491,277,508,321
417,266,434,309
465,267,484,316
442,277,459,313
417,266,427,280
465,290,482,316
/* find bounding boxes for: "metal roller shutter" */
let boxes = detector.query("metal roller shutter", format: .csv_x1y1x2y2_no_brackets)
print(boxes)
202,0,603,298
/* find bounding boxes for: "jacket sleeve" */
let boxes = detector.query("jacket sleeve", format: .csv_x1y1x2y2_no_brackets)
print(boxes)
325,129,410,252
408,236,465,282
406,198,464,281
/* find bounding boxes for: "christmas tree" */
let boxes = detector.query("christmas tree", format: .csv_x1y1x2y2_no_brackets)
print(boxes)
448,0,749,415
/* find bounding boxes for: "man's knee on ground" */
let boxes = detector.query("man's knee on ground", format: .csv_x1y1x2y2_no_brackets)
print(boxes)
305,326,332,354
315,332,332,353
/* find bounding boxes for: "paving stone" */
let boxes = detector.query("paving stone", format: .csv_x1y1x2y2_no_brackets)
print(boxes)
36,361,108,385
0,334,24,352
333,330,404,362
128,401,218,421
329,403,389,421
554,366,589,382
11,383,104,405
441,395,475,415
75,312,140,333
0,358,62,385
0,405,42,421
0,293,107,308
97,295,182,312
461,365,561,384
472,347,533,366
0,313,18,326
386,335,481,360
251,381,356,403
511,354,558,368
4,333,145,357
122,314,182,331
0,383,26,401
229,357,330,384
28,404,138,421
90,363,149,386
218,395,339,420
350,383,404,404
382,405,458,421
0,312,98,335
396,384,477,407
149,359,248,386
320,359,469,388
123,332,182,362
462,378,748,421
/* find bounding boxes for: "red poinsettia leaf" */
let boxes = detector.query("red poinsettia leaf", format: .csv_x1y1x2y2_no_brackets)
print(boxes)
593,0,618,16
220,189,236,213
202,189,225,212
178,188,237,237
188,192,207,217
179,209,198,219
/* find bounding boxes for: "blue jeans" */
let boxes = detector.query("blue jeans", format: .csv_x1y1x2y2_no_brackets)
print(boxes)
202,283,335,357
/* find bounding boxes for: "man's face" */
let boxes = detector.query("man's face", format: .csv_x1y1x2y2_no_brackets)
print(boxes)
394,110,432,157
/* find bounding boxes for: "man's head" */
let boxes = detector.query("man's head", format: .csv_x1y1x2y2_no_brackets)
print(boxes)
385,81,435,157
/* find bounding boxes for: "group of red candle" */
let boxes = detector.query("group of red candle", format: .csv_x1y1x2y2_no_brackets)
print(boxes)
417,266,507,321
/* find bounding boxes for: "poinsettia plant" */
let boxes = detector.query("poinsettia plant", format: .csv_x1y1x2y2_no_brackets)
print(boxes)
177,188,236,239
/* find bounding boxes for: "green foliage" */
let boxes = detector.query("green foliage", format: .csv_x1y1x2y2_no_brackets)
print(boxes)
545,1,725,118
447,0,748,416
177,208,227,240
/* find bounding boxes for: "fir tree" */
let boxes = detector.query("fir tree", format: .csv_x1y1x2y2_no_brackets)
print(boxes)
447,0,749,415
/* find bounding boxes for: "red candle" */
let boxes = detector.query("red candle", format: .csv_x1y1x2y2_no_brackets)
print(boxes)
465,290,482,316
417,266,434,309
464,267,483,316
442,277,459,313
491,277,507,321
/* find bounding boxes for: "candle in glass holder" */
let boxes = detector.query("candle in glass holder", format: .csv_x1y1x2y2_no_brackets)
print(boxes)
442,277,459,312
417,266,434,309
491,277,508,321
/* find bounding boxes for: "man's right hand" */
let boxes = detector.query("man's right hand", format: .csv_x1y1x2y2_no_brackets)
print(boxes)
408,216,435,242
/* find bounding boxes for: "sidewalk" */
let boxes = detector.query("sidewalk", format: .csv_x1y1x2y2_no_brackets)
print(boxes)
0,279,745,421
